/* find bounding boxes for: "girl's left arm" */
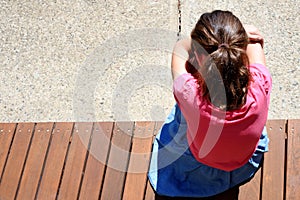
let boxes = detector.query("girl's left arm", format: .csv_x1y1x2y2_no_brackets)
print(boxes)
244,25,266,66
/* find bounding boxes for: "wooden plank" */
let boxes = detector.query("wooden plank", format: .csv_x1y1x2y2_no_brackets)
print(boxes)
144,179,155,200
16,122,54,200
154,121,164,136
261,120,286,200
286,119,300,199
0,123,16,181
78,122,114,200
0,123,35,200
100,122,134,200
122,122,155,200
239,168,262,200
36,122,73,200
143,121,164,200
57,122,93,200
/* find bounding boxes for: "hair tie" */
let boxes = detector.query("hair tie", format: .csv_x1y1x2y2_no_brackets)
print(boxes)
218,43,229,49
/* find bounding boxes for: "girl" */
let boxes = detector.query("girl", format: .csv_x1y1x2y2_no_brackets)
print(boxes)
148,10,271,199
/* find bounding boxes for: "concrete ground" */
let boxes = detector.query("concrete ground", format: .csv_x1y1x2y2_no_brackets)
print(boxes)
0,0,299,122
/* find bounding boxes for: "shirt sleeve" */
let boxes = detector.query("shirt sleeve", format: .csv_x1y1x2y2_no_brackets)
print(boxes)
173,73,200,110
249,63,272,105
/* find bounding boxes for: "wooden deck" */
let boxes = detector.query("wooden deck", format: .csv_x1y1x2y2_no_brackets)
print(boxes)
0,120,299,200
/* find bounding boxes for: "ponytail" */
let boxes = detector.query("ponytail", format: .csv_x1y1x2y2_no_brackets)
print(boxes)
188,10,252,110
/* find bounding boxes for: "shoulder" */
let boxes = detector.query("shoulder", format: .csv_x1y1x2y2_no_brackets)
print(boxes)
249,63,272,88
173,73,199,99
249,63,271,77
248,63,272,103
173,73,201,117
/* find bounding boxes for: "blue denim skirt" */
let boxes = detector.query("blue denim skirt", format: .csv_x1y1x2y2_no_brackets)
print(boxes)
148,104,269,197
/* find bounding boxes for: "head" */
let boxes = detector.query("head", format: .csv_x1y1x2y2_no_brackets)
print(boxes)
187,10,251,110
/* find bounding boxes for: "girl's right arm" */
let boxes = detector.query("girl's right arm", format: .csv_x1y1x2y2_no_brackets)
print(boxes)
171,38,191,80
244,25,266,66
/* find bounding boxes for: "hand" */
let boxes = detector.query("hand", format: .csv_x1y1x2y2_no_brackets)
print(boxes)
244,25,264,48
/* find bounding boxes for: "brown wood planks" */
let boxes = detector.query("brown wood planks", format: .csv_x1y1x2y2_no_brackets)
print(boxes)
57,122,93,199
79,122,114,200
239,168,262,200
16,122,54,200
36,122,73,200
0,120,298,200
122,122,155,200
154,121,164,136
286,119,300,199
262,120,286,200
0,123,16,181
100,122,134,200
143,121,164,200
0,123,35,200
144,179,155,200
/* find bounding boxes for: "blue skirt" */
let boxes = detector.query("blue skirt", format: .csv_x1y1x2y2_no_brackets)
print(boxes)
148,104,269,197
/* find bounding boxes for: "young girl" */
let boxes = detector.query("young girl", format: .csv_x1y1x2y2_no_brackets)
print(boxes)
148,10,271,199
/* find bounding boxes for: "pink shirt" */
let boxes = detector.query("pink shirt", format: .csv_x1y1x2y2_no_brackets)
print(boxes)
173,63,272,171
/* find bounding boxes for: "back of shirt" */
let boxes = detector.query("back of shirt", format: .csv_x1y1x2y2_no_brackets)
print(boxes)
173,63,272,171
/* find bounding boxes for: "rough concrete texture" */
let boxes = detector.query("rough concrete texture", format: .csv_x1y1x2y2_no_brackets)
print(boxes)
180,0,300,119
0,0,178,122
0,0,299,122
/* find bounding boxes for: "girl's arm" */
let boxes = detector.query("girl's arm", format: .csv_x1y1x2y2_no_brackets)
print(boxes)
171,38,191,80
244,25,266,66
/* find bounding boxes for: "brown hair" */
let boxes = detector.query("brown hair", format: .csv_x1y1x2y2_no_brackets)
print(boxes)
186,10,251,110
